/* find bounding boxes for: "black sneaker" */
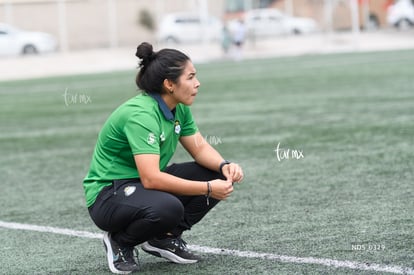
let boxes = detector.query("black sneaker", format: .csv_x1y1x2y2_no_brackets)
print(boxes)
141,236,201,264
103,232,140,274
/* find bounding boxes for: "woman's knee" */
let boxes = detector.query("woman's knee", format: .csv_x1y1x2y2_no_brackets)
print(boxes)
147,194,184,228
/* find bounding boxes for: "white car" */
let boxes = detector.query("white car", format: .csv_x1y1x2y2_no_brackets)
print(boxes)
157,13,223,44
387,0,414,30
0,23,57,56
243,8,318,37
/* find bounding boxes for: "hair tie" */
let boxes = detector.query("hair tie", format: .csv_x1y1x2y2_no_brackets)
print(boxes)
141,52,156,68
148,52,157,63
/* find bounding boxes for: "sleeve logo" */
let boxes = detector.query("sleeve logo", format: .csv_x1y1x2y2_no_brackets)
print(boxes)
147,132,156,145
160,131,166,142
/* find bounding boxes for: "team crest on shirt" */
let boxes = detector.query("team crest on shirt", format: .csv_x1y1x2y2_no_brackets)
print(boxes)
147,132,156,145
124,186,136,197
174,120,181,135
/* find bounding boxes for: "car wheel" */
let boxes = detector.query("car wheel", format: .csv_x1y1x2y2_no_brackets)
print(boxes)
366,14,379,30
293,29,302,35
22,44,38,55
396,19,411,30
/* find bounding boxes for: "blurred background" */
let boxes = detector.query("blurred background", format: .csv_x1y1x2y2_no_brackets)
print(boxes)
1,2,414,274
1,0,414,79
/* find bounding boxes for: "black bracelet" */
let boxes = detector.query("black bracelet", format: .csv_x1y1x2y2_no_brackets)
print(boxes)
219,160,231,175
206,181,211,206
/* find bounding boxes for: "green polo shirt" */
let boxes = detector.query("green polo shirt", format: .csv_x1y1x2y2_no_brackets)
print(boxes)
83,93,198,207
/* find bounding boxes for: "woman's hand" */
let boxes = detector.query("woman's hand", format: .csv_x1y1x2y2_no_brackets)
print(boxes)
209,179,233,200
222,163,244,183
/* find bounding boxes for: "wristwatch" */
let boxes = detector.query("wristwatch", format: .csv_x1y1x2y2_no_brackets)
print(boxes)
219,160,231,175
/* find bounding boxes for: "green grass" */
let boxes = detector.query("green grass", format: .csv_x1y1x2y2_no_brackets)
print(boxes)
0,49,413,274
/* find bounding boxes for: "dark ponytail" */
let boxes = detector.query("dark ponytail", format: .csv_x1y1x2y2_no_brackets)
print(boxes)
135,42,190,95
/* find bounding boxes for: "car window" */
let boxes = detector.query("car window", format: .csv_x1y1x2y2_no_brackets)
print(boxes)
175,18,200,24
269,16,282,21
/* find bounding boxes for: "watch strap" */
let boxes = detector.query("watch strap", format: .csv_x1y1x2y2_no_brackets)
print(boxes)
219,160,231,174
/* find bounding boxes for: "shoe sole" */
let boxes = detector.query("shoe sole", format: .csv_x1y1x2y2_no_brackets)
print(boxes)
141,241,198,264
103,232,133,274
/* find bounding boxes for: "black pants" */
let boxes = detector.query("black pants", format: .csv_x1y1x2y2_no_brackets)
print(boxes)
88,162,224,248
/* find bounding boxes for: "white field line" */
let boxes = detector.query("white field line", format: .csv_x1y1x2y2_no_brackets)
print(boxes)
0,220,102,239
0,220,413,275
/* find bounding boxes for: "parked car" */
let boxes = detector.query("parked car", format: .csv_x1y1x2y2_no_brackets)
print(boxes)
157,13,223,44
0,23,57,56
241,8,318,38
387,0,414,30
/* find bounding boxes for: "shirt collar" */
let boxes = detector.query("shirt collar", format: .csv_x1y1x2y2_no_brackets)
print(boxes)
149,93,175,121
